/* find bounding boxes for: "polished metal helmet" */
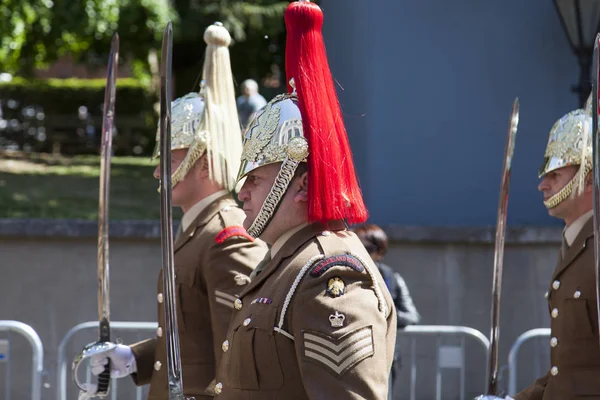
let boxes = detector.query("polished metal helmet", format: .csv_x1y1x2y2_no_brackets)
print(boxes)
539,105,592,209
238,86,308,237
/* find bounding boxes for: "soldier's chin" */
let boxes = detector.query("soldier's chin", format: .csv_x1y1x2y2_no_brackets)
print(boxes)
242,214,254,231
546,200,567,218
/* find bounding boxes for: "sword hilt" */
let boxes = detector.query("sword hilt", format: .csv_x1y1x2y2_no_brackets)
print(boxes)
72,341,117,397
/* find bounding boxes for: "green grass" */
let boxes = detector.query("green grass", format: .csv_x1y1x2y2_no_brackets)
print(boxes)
0,152,182,220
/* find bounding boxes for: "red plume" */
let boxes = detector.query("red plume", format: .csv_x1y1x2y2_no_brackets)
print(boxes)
284,1,368,224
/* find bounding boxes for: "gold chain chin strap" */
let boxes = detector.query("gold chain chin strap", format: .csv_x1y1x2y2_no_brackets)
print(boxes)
543,161,591,209
247,157,300,238
247,136,308,238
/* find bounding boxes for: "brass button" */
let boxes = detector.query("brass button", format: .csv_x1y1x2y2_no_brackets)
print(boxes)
234,298,243,310
222,340,229,352
552,280,560,290
551,366,558,376
157,327,163,337
550,337,558,347
215,382,223,394
243,318,251,326
154,361,162,371
157,293,164,303
574,290,581,298
551,308,558,318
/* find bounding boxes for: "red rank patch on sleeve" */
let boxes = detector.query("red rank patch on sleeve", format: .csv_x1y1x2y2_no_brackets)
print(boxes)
215,226,254,244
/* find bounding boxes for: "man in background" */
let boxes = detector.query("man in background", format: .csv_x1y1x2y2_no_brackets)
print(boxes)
236,78,266,129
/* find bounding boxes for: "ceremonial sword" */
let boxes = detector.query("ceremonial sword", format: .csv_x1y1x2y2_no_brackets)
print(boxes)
475,98,519,400
158,21,194,400
592,33,600,342
72,33,119,398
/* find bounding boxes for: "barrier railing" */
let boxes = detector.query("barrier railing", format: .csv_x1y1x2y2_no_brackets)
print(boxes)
58,321,552,399
0,320,44,400
507,328,551,395
56,321,158,400
397,325,490,400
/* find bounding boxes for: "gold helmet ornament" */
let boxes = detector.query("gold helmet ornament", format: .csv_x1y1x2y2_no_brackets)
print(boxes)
153,22,242,191
539,94,593,209
238,0,368,238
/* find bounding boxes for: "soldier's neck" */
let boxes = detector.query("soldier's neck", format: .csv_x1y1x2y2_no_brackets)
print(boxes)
180,184,226,214
563,205,593,228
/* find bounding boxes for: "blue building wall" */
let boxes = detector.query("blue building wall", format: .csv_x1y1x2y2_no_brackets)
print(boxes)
322,0,582,227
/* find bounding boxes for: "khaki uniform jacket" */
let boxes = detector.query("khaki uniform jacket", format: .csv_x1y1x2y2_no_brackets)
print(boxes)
130,194,268,400
214,222,397,400
515,219,600,400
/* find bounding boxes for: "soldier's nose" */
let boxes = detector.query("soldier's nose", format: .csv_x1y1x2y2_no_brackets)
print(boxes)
153,165,160,179
238,185,250,202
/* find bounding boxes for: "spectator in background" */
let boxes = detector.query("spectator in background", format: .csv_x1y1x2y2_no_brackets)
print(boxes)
236,78,267,129
353,223,420,396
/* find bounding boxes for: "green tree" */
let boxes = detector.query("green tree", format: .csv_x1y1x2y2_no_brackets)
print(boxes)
0,0,174,78
0,1,301,98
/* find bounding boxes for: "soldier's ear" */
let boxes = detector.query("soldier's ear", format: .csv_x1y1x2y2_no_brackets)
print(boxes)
294,171,308,203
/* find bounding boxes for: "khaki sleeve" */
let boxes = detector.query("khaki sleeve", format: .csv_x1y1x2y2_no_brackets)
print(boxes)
205,233,267,371
290,260,394,400
129,338,156,386
513,371,549,400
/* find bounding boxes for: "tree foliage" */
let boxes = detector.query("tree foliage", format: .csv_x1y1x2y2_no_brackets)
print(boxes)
0,1,299,97
0,0,174,76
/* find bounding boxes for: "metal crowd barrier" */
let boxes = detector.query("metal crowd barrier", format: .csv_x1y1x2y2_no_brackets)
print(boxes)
397,325,491,400
56,321,158,400
0,320,44,400
507,328,551,396
56,322,494,400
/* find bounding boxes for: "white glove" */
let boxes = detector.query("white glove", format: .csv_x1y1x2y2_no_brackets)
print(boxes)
89,344,137,379
505,397,515,400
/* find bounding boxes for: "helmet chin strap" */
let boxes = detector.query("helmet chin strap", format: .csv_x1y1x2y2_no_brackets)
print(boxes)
155,161,189,193
543,162,591,209
544,176,576,209
246,158,301,238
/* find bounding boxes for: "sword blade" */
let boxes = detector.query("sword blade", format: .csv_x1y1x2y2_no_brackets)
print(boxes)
158,21,185,400
592,33,600,342
486,98,519,395
98,33,119,342
95,32,119,396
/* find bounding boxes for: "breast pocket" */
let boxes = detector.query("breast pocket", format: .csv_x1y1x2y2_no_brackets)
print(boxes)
564,298,595,339
174,267,201,333
227,306,284,391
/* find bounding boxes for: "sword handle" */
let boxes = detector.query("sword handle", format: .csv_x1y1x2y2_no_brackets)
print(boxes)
72,341,117,397
96,365,111,395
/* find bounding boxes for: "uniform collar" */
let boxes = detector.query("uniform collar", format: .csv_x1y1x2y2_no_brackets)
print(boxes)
564,209,593,247
181,189,229,232
270,222,309,259
239,221,346,298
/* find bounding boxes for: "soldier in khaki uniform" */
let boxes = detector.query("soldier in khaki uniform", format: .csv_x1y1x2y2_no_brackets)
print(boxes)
88,22,268,399
211,2,397,399
513,97,600,400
